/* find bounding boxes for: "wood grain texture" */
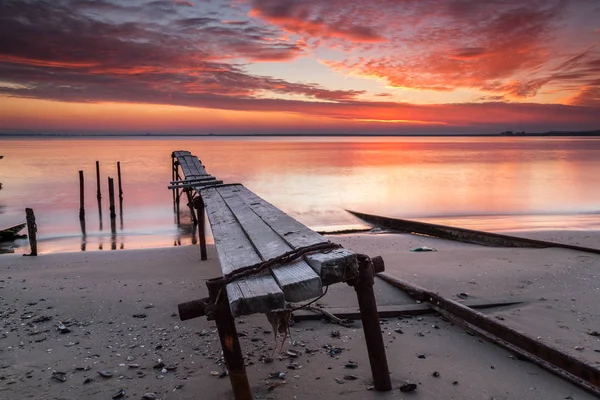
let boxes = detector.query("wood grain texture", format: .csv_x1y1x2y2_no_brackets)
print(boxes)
201,187,285,316
217,185,322,302
234,186,357,284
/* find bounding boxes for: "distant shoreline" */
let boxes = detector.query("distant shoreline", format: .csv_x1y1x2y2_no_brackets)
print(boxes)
0,130,599,138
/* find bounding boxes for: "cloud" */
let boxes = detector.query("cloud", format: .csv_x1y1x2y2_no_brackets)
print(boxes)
249,0,386,43
0,0,599,134
279,0,599,101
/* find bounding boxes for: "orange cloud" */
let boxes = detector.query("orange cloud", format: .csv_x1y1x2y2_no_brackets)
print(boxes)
249,0,385,43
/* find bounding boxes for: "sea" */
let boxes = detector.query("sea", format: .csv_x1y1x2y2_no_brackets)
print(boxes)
1,136,599,254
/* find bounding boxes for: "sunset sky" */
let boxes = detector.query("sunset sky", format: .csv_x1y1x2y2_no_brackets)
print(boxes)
1,0,599,135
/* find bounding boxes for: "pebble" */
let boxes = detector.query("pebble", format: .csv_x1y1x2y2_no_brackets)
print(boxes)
399,383,417,392
51,371,67,382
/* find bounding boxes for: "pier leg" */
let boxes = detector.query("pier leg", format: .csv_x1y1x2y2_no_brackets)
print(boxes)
25,208,38,256
185,189,198,225
193,196,207,260
78,170,85,221
108,177,117,249
95,161,101,201
207,280,252,400
117,161,123,199
352,255,391,391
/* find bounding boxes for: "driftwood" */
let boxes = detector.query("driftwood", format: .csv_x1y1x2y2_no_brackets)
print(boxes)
378,272,600,397
292,298,526,322
347,210,600,255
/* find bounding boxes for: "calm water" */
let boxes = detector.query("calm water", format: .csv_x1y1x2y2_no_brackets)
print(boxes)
1,136,600,254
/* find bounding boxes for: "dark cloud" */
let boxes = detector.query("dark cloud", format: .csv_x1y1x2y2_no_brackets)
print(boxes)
250,0,386,43
0,0,360,107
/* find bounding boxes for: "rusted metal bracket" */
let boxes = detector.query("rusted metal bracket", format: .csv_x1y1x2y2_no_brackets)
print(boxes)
346,254,392,391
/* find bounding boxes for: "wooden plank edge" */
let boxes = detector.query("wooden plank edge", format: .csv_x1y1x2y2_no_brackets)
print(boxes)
292,299,527,321
347,210,600,255
377,272,600,397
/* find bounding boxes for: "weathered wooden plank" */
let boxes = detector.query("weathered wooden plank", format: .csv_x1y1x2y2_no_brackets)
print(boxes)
348,210,600,255
177,155,201,177
235,186,357,284
180,155,209,176
292,298,528,321
217,186,323,302
167,180,223,189
170,176,217,184
226,275,285,317
202,187,285,316
378,272,600,397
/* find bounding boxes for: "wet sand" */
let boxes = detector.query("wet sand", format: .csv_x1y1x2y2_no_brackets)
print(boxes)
0,231,599,399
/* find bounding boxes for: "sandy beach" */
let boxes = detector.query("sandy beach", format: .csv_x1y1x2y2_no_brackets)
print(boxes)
1,231,599,399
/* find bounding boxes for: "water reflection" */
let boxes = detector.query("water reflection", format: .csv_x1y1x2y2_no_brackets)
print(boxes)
1,136,600,254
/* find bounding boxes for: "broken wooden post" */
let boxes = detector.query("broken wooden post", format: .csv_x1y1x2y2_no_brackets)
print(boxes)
117,161,123,199
25,208,37,256
95,161,101,200
206,279,252,400
96,161,103,230
193,196,207,260
349,255,391,391
108,177,117,243
79,170,85,221
108,177,116,221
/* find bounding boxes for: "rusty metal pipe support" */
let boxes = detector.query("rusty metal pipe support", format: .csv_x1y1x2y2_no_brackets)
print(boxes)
353,255,392,391
206,279,252,400
193,196,208,260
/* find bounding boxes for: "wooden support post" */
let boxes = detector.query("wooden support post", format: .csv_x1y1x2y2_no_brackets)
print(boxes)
117,161,123,199
193,196,207,260
95,161,101,200
186,190,198,225
78,170,85,221
25,208,37,256
108,177,116,220
351,255,391,391
96,161,103,231
207,279,252,400
108,177,117,245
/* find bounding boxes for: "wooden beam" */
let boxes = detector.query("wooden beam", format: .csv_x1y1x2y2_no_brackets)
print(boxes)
377,272,600,397
167,180,223,189
292,298,527,321
347,210,600,255
201,187,285,317
235,186,358,284
170,176,216,184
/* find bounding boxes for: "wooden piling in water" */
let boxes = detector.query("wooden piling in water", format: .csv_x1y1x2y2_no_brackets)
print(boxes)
25,208,37,256
108,177,116,220
117,161,123,199
79,170,85,221
95,161,101,200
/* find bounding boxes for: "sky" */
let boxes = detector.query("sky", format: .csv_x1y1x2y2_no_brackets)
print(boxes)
0,0,599,135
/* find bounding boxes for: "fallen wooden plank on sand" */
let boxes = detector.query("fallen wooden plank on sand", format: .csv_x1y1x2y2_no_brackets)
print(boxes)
292,298,526,321
377,272,600,397
347,210,600,255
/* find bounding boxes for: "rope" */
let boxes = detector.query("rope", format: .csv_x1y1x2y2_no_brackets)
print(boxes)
224,241,343,284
